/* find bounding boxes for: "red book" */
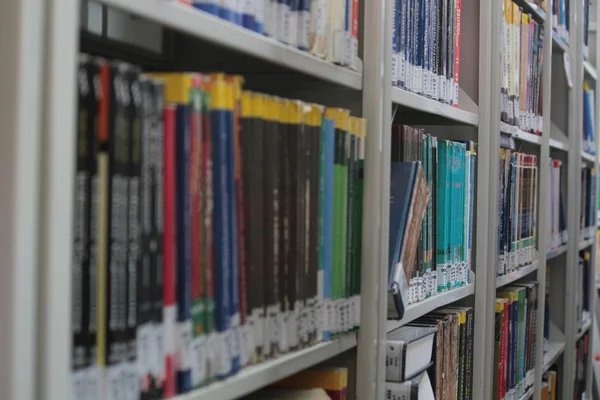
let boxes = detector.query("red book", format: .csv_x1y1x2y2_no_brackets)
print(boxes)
351,0,359,68
453,0,462,107
501,298,509,399
163,105,177,398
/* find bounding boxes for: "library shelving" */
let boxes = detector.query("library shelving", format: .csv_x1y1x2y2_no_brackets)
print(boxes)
0,0,598,397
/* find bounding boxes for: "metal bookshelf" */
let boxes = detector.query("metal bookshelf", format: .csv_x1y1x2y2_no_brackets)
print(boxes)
0,0,597,397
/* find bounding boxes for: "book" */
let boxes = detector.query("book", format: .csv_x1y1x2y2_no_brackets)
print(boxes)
385,370,436,399
547,158,567,252
581,167,596,238
574,334,589,399
583,83,596,156
385,325,437,382
388,162,430,319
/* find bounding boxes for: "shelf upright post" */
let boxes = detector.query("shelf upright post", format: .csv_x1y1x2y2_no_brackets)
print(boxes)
0,0,47,399
585,4,600,393
36,0,81,398
356,0,391,397
564,0,585,394
534,6,554,397
471,0,501,396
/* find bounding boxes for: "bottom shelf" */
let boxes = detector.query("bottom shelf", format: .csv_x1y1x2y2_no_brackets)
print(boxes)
176,334,357,400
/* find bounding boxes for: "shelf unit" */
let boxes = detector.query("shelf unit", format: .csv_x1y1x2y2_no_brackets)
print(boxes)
0,0,598,397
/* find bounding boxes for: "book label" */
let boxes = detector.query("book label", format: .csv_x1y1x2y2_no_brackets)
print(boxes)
239,323,251,366
255,0,265,25
386,383,412,399
325,298,333,333
190,334,207,387
136,322,154,378
399,51,406,86
218,331,232,376
267,304,280,347
151,323,164,378
289,305,299,348
355,295,361,326
206,332,219,378
280,312,289,353
277,1,291,44
177,320,193,373
414,67,423,94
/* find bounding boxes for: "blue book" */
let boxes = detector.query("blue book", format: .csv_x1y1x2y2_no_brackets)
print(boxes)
399,0,407,88
192,0,220,16
392,0,399,85
436,141,450,291
220,0,242,25
415,0,424,94
242,0,256,31
423,0,430,97
467,142,476,273
319,118,335,340
175,105,192,393
211,103,233,379
297,0,310,50
388,162,427,318
225,95,241,375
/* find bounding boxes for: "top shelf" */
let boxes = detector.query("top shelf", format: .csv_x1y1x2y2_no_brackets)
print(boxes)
93,0,363,90
391,87,479,126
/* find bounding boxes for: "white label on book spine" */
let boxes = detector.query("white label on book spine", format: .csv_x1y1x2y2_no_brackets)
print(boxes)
288,11,298,48
190,335,207,387
431,75,438,100
399,52,406,85
279,312,288,352
289,306,299,348
177,320,193,371
386,383,412,399
392,54,399,85
72,368,87,400
298,10,310,49
344,32,353,67
136,323,153,376
268,304,280,346
219,331,232,376
414,67,423,94
254,0,265,24
277,2,291,44
423,70,430,97
325,299,333,332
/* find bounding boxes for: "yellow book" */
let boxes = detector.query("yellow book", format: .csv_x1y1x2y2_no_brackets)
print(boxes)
270,367,348,399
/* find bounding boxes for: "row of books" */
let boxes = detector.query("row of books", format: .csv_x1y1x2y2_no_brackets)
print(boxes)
498,150,539,277
541,370,558,400
390,127,476,307
547,158,567,253
72,56,366,399
391,0,462,106
576,250,592,330
385,307,474,400
494,282,539,400
581,167,597,239
574,334,590,400
552,0,569,44
501,0,544,135
583,83,596,157
183,0,360,70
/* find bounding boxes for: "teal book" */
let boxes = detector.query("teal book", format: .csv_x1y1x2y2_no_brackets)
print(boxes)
457,143,466,285
448,142,456,289
436,141,450,292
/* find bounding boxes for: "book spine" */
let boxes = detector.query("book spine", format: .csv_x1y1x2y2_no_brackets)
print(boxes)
210,79,233,378
436,141,448,291
431,0,439,100
385,341,406,382
453,0,460,106
192,0,220,15
423,0,431,97
72,56,95,398
392,0,399,86
399,0,407,88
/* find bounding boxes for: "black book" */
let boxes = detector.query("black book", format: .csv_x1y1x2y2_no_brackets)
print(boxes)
308,106,322,340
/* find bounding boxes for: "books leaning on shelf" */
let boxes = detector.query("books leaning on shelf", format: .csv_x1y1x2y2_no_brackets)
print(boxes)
386,307,474,400
72,55,367,399
388,161,430,319
574,333,589,400
494,282,539,400
581,166,596,239
391,0,462,107
583,83,596,157
541,370,557,400
390,126,476,310
547,158,567,252
576,250,592,330
497,150,538,276
552,0,569,43
183,0,361,70
500,0,544,135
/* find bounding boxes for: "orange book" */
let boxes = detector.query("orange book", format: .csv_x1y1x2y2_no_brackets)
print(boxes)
270,367,348,400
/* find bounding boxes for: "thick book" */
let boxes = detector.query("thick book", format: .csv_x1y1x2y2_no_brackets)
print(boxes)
388,162,430,319
385,325,437,382
385,370,435,400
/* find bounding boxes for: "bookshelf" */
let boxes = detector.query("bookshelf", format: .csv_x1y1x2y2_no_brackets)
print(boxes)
0,0,597,397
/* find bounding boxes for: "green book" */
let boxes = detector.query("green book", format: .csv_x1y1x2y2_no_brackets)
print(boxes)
436,141,450,292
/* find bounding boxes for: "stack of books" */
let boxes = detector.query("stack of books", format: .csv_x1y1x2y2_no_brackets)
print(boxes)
72,55,366,399
390,126,476,306
497,150,538,277
581,167,596,239
386,307,474,399
391,0,462,106
500,0,544,135
547,158,567,253
184,0,361,70
583,83,596,157
494,282,539,400
552,0,569,43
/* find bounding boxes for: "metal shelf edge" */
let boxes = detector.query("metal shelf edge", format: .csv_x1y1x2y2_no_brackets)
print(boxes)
499,121,542,145
549,138,569,151
547,245,568,259
576,320,592,341
386,283,475,333
391,87,479,125
542,342,566,373
495,261,539,288
175,335,358,400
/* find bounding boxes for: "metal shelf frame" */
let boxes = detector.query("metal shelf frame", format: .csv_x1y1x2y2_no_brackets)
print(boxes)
0,0,597,397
